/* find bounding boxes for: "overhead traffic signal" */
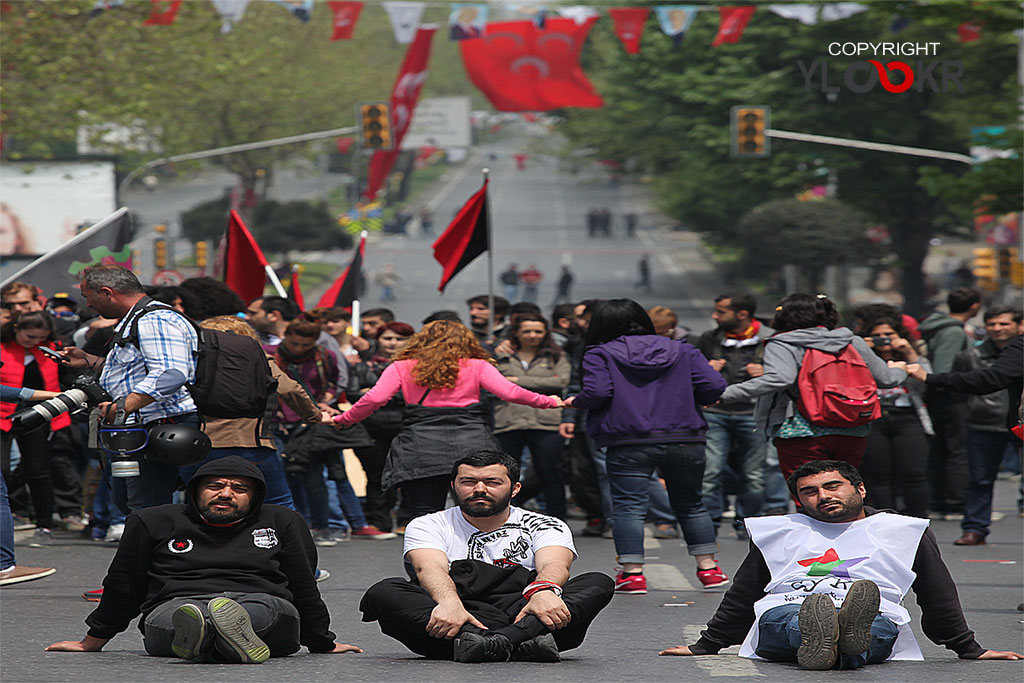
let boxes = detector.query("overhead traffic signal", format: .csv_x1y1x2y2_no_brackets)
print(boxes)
731,105,770,158
998,247,1019,282
154,239,167,269
972,247,997,281
195,241,207,268
358,102,392,150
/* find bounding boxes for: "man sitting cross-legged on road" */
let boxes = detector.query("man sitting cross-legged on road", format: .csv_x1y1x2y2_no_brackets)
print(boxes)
360,449,614,663
660,459,1022,670
47,456,362,664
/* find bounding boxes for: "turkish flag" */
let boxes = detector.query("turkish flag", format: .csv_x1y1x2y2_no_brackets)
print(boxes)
608,8,649,55
712,6,755,47
224,210,268,303
318,234,365,309
363,26,436,200
328,1,363,41
433,179,488,292
143,0,182,26
957,21,982,43
460,18,604,112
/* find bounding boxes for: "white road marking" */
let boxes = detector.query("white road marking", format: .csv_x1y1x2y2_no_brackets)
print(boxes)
644,563,695,591
680,625,762,677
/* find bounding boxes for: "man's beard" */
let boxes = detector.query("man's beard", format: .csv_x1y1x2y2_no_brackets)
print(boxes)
804,493,863,523
717,317,741,332
458,490,513,518
201,499,247,524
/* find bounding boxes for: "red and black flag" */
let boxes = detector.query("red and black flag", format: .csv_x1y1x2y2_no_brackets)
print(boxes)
287,265,305,311
433,179,489,292
317,233,365,309
224,210,269,303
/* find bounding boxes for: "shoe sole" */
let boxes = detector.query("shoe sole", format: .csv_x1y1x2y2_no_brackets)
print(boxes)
0,567,56,586
614,588,647,594
838,580,880,655
171,603,206,660
797,594,839,670
208,597,270,664
513,633,561,662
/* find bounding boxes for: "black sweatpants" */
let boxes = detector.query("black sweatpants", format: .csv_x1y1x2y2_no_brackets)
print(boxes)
360,559,614,659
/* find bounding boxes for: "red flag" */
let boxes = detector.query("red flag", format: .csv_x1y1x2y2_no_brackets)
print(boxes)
609,7,649,55
712,6,755,47
224,210,268,303
957,21,982,43
433,179,489,292
363,27,437,200
459,18,603,112
144,0,181,26
328,1,363,41
317,234,365,309
287,267,305,311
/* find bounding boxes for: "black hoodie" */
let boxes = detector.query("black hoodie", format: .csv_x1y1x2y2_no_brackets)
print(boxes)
85,456,337,652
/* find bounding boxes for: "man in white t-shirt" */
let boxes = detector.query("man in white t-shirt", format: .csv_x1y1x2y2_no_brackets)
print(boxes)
360,449,614,663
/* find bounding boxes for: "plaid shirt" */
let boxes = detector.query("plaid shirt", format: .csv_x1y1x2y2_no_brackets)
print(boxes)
100,301,198,423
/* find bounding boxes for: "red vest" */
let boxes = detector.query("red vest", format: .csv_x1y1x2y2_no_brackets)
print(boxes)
0,340,70,432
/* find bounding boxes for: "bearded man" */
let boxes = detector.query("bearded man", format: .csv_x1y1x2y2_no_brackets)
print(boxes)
360,449,614,663
47,457,361,664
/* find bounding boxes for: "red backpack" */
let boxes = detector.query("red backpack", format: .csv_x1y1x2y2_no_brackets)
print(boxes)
795,345,881,427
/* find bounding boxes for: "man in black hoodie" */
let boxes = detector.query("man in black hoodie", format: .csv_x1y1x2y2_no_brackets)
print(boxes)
46,456,362,663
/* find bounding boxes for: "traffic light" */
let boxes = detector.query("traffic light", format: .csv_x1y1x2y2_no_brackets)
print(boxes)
358,102,392,150
972,247,997,281
998,247,1018,281
154,239,167,269
731,105,770,157
195,241,207,268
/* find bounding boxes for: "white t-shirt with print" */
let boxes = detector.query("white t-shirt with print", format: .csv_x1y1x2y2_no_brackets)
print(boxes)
403,506,577,570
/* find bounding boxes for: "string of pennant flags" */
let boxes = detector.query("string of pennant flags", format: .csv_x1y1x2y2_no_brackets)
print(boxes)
91,1,989,49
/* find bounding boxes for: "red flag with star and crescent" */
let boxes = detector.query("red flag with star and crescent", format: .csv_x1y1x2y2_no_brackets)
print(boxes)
460,17,604,112
712,6,755,47
608,8,650,55
327,1,363,41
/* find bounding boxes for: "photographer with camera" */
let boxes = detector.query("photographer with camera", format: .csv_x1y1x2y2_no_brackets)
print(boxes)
860,316,932,518
61,265,200,517
1,311,81,546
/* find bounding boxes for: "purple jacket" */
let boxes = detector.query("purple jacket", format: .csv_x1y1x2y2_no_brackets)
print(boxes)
572,335,727,447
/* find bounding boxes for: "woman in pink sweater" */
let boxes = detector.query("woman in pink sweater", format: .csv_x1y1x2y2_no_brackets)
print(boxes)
334,321,561,520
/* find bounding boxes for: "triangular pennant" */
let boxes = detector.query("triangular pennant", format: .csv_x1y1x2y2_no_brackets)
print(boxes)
143,0,182,26
328,1,363,40
608,7,650,55
958,21,982,43
287,265,305,311
655,6,698,48
383,1,425,43
317,234,365,309
557,6,600,25
768,4,818,25
211,0,249,34
819,3,869,22
711,6,755,47
272,0,312,22
224,210,269,303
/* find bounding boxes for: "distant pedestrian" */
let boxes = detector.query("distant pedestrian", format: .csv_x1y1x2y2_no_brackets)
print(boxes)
624,213,637,238
499,264,519,302
554,266,574,305
519,264,543,304
374,265,399,302
419,207,434,237
635,254,651,292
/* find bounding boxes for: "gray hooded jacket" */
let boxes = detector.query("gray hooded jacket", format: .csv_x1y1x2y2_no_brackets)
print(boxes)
720,327,907,436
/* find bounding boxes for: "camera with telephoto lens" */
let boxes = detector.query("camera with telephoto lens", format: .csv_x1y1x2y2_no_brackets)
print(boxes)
871,336,893,347
10,375,111,433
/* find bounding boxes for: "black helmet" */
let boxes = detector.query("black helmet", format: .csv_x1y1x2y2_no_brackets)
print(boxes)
146,424,211,466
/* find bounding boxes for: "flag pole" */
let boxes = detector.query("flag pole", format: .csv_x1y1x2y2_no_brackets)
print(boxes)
482,168,495,344
264,265,288,298
351,230,368,337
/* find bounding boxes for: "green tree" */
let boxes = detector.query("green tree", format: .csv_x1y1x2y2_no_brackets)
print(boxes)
563,1,1022,314
250,199,349,253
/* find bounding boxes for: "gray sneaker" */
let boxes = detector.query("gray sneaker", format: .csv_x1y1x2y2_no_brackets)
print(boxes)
312,529,337,547
28,528,52,548
797,593,839,670
171,603,207,660
208,597,270,664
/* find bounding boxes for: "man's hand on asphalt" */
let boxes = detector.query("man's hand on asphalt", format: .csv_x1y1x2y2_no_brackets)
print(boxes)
558,422,575,439
45,635,109,652
659,645,698,656
327,642,364,654
515,591,571,630
977,649,1023,660
425,601,487,639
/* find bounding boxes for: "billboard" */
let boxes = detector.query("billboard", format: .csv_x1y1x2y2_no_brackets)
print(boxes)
401,96,472,149
0,161,117,257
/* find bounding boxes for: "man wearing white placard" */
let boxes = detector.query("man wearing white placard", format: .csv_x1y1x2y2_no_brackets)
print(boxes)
660,459,1022,669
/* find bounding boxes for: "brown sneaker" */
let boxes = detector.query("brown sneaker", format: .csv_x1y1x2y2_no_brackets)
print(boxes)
797,594,839,670
0,566,56,587
837,580,880,655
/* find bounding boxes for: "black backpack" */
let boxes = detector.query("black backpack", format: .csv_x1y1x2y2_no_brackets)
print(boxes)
115,299,278,419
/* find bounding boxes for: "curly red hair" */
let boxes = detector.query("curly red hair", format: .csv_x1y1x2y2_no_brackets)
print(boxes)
395,320,493,389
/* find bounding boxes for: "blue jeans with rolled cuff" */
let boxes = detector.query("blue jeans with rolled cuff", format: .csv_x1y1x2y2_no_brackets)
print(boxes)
755,603,898,669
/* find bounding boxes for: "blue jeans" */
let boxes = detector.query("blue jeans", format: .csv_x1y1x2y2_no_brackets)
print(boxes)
606,443,717,563
327,473,366,530
763,441,790,511
963,430,1017,536
755,603,898,669
91,462,126,538
702,413,766,530
180,446,295,510
1,473,14,570
592,446,676,527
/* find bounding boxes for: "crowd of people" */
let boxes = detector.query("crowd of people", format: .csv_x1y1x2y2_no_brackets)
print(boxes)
0,266,1021,670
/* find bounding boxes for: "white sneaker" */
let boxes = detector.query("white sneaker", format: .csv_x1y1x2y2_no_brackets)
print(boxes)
105,523,125,543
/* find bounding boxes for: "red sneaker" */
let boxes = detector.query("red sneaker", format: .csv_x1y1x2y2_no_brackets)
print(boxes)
614,572,647,595
697,565,730,590
83,588,103,601
351,525,398,540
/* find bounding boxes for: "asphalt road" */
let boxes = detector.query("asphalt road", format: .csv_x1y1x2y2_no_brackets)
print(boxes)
2,478,1021,682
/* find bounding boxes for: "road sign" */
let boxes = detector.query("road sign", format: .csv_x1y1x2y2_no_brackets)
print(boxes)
402,96,472,149
152,269,184,286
